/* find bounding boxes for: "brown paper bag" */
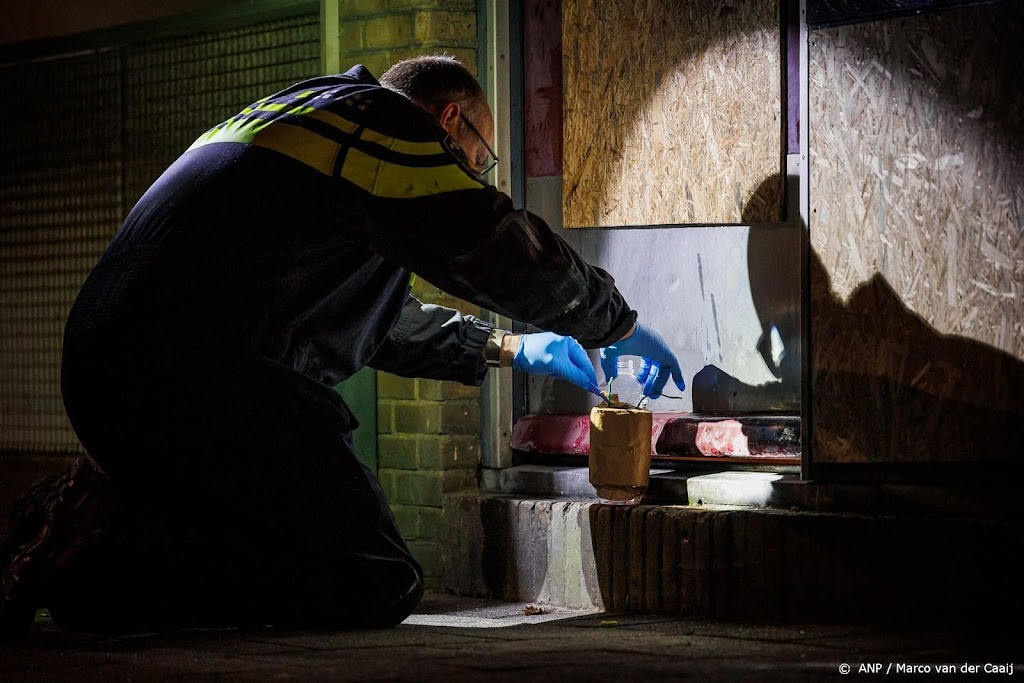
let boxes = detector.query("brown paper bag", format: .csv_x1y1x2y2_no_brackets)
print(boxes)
589,406,653,505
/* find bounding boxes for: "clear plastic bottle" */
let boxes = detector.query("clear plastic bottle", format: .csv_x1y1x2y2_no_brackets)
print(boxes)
604,358,645,408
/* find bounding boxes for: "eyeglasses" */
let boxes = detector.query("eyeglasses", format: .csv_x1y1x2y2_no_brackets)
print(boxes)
460,113,499,176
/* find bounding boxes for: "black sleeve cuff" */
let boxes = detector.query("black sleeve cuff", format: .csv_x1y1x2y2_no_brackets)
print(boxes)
455,315,493,386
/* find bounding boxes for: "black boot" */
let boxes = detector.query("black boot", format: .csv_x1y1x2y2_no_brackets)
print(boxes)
0,456,113,642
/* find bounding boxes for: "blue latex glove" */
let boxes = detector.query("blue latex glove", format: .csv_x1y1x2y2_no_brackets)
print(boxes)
599,323,686,399
513,332,602,396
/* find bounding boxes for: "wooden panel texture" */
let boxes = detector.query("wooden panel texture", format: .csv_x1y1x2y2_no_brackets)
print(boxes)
809,3,1024,464
562,0,783,228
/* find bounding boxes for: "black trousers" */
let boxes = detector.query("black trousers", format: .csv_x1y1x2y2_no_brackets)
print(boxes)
57,348,422,631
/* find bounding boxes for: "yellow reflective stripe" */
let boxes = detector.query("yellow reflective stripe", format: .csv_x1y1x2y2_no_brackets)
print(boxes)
359,127,445,156
250,124,339,175
225,116,274,135
184,107,480,196
186,118,268,151
340,147,482,199
187,120,339,173
339,147,380,191
195,108,361,151
296,90,315,99
257,103,288,112
307,109,359,135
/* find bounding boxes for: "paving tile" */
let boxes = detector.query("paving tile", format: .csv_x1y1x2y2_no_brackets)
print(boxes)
3,594,1018,683
238,627,486,651
403,602,597,628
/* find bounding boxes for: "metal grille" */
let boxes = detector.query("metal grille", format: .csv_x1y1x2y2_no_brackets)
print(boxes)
0,14,320,454
122,17,321,203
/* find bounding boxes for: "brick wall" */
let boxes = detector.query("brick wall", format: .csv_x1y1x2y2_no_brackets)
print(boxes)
377,279,484,590
339,0,477,79
335,0,482,590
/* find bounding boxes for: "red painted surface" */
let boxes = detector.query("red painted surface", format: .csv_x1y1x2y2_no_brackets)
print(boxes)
511,413,689,456
511,413,800,461
694,419,749,456
523,0,563,178
510,413,592,455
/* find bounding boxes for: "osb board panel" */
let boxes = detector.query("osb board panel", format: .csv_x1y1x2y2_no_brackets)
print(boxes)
809,3,1024,464
562,0,783,228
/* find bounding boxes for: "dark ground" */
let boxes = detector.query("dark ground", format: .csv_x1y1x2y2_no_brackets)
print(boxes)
1,593,1019,682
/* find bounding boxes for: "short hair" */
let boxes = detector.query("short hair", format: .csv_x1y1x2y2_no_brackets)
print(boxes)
380,54,489,125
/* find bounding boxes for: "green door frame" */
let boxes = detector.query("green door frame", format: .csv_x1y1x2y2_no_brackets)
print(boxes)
335,368,378,472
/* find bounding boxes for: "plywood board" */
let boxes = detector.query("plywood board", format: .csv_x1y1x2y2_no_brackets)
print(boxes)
563,0,783,227
809,3,1024,463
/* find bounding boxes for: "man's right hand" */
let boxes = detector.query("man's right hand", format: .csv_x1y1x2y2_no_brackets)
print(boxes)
509,332,602,396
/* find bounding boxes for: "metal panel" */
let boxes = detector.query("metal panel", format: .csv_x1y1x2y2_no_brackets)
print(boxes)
122,15,321,207
806,0,1001,28
480,0,516,471
0,51,122,455
0,14,320,455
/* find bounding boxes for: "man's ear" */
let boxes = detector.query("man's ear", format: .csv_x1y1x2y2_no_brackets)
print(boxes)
438,102,461,132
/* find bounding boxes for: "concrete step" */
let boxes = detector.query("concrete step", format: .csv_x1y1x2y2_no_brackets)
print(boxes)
441,495,1023,625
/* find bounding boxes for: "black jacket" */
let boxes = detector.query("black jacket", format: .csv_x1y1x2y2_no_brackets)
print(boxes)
63,65,635,390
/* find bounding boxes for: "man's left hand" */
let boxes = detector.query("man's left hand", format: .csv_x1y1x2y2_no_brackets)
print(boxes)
599,322,686,398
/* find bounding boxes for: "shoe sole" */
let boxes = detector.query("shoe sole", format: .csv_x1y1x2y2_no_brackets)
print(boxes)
1,457,108,642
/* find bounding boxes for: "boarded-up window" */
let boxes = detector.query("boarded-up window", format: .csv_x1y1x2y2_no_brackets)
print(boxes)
809,3,1024,465
562,0,783,228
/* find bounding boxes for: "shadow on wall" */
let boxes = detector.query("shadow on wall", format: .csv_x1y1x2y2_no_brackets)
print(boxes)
694,174,1023,462
534,0,786,416
805,3,1024,464
692,174,801,414
810,248,1024,464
